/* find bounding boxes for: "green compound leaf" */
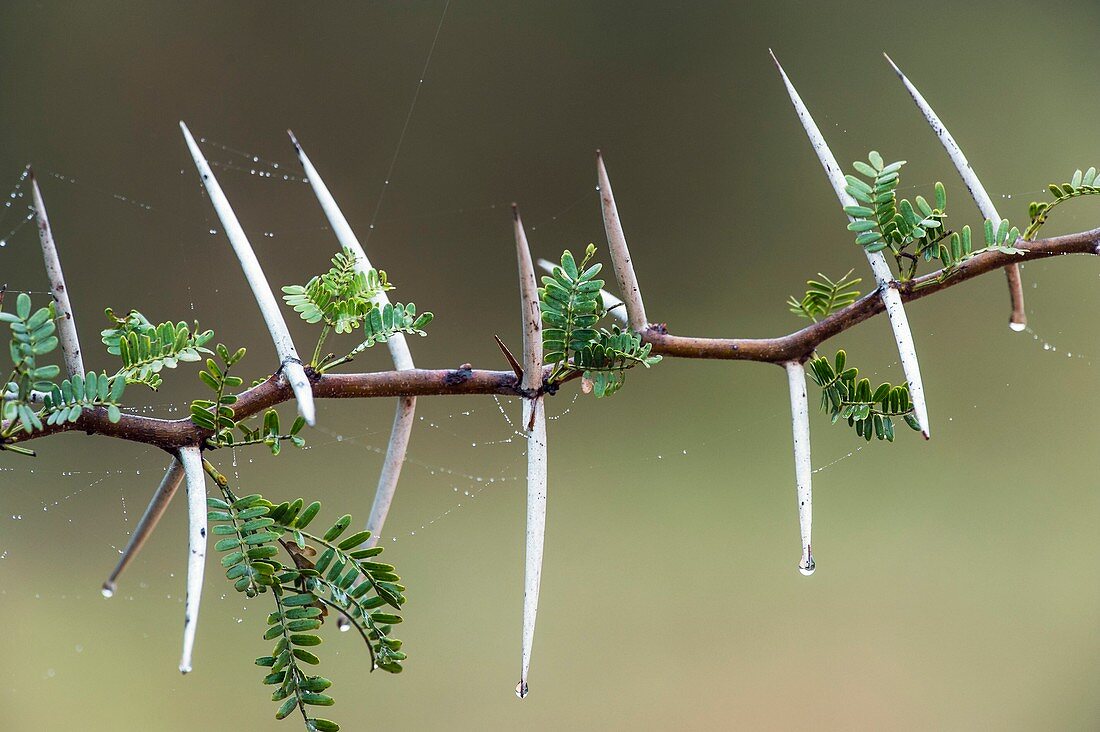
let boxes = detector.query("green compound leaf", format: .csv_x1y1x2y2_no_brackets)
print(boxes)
540,245,661,396
1025,166,1100,240
844,152,950,281
787,269,862,321
199,462,407,732
101,308,213,391
806,350,921,442
282,247,433,372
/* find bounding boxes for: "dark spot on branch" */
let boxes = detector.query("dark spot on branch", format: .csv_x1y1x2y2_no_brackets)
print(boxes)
444,365,473,385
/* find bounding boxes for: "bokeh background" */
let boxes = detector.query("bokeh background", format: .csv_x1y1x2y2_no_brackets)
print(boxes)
1,2,1098,729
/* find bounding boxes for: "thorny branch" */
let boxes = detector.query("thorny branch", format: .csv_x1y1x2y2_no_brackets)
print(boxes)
4,223,1098,452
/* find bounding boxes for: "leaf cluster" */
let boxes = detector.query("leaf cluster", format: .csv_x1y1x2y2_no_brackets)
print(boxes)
540,245,661,396
281,249,393,334
190,344,246,444
935,219,1024,275
572,325,661,397
844,152,950,280
1025,166,1100,240
237,409,307,456
320,302,431,372
787,270,862,321
2,293,61,438
807,350,921,442
100,308,213,390
282,248,433,372
206,479,406,732
41,370,126,425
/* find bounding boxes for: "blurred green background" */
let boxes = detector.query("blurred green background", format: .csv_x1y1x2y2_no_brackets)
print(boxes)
1,1,1098,729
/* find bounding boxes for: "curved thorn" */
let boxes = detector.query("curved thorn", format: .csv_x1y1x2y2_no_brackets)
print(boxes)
770,51,930,439
785,362,815,576
537,258,628,326
177,445,206,675
289,131,416,546
179,121,315,426
30,170,84,378
596,152,649,332
883,52,1026,329
102,458,186,597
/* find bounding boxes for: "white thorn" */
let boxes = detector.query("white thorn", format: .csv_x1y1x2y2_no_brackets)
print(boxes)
365,396,416,546
177,445,207,675
785,362,815,576
883,54,1000,223
538,257,628,326
179,122,315,426
30,172,84,379
596,152,649,332
288,131,415,371
512,208,543,392
104,458,186,595
884,52,1025,331
289,131,417,542
770,52,930,439
519,395,547,698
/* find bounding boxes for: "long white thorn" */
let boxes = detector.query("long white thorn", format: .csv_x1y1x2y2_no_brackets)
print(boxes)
538,258,628,326
770,51,930,439
596,152,649,332
518,394,546,700
513,205,546,699
177,445,207,675
179,122,315,426
30,170,84,378
102,458,186,597
883,52,1027,330
287,131,416,544
785,362,815,576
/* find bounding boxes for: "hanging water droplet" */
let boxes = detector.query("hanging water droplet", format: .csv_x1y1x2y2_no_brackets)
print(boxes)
101,585,115,598
515,680,529,699
1009,321,1026,332
798,547,816,576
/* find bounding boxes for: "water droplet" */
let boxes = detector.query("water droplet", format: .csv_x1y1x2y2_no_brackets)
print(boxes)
515,680,529,699
798,548,816,576
208,228,217,235
1009,321,1026,332
101,585,115,598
